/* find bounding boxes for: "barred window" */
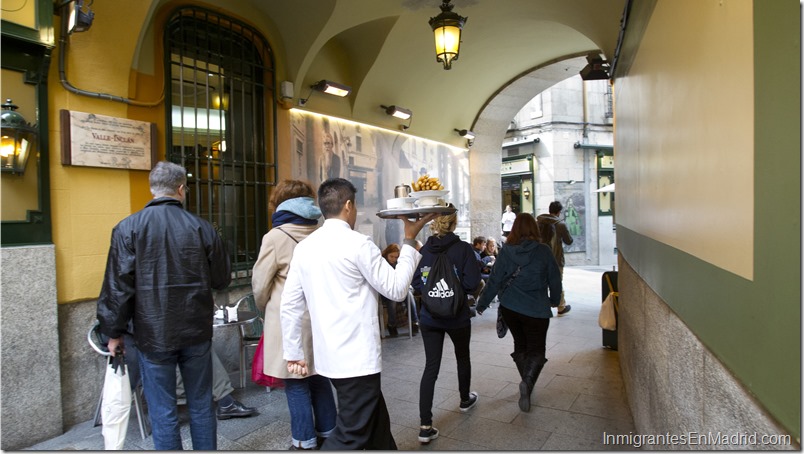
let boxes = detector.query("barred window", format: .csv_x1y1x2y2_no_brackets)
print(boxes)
165,7,277,284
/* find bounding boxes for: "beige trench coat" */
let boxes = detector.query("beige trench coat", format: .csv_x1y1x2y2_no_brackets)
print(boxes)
252,223,318,379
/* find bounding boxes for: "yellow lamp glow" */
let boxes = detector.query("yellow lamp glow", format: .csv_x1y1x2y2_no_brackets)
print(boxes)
429,0,467,70
0,100,36,174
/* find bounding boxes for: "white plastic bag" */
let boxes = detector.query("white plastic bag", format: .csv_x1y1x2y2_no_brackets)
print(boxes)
101,356,132,450
598,292,618,331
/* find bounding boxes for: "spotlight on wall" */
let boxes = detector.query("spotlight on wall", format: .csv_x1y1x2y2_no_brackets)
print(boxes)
523,187,531,200
1,99,37,175
381,105,412,120
579,53,610,80
299,79,351,106
454,128,475,140
66,0,95,34
311,80,351,97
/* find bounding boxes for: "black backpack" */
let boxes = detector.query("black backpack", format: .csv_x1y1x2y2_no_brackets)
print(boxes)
421,238,466,319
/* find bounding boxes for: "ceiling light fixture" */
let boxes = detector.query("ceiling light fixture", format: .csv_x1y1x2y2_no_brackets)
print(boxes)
454,128,475,140
429,0,467,70
579,53,611,80
299,80,352,106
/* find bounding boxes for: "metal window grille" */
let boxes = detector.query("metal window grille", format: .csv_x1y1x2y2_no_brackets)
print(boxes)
165,7,277,284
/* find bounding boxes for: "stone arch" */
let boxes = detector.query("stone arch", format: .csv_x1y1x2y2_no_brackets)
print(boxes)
468,54,590,240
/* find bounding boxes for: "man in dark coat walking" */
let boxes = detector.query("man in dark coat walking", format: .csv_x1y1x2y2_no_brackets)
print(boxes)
536,201,574,315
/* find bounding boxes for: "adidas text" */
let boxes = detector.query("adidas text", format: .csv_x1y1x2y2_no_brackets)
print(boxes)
428,278,455,298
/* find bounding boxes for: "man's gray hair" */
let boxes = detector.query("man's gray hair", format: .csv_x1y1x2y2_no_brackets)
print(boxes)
150,161,187,197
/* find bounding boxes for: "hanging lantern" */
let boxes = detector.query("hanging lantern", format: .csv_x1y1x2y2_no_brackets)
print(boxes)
1,99,37,175
428,0,467,70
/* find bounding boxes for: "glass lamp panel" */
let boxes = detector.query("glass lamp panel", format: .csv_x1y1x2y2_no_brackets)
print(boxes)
433,25,461,64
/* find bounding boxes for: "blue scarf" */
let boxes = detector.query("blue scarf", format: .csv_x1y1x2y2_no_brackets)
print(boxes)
272,197,321,227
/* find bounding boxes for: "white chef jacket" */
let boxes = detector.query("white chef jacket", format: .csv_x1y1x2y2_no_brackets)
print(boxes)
501,211,516,232
280,218,421,379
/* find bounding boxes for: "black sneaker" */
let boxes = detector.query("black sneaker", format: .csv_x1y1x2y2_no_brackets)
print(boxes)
558,305,572,315
418,425,439,444
459,391,479,412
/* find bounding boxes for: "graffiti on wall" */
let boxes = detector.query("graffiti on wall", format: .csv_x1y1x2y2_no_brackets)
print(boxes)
555,182,586,253
290,110,469,248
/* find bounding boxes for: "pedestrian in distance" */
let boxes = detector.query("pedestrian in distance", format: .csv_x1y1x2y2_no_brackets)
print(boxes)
476,213,562,412
280,178,437,450
501,204,516,241
537,201,574,315
97,161,231,450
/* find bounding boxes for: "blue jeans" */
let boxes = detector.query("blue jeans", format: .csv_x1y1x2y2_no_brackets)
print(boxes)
284,375,337,449
139,341,216,450
419,324,472,426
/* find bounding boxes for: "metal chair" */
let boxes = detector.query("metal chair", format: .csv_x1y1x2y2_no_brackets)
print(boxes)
88,321,151,440
234,293,264,388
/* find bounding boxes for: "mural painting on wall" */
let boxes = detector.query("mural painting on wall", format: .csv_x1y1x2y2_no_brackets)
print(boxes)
290,110,470,249
555,182,585,253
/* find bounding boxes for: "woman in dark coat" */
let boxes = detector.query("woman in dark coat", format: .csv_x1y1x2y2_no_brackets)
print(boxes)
476,213,562,412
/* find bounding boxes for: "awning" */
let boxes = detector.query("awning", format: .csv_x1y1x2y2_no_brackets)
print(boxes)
594,183,615,193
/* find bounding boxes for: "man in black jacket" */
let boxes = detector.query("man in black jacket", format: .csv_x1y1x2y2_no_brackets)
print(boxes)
97,161,231,450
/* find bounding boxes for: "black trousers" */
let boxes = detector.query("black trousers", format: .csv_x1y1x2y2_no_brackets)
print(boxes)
418,324,472,426
321,373,397,450
501,305,550,358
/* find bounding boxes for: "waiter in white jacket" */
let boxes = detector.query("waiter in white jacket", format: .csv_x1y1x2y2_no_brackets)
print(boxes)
281,178,437,450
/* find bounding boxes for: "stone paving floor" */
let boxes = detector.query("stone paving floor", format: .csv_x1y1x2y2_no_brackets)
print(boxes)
25,266,636,451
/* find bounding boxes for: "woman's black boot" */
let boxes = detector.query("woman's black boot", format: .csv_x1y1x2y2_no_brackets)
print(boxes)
519,355,547,412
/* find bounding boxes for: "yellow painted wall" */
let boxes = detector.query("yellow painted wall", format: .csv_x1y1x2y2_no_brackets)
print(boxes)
616,0,754,279
49,1,160,303
48,0,294,303
0,0,37,29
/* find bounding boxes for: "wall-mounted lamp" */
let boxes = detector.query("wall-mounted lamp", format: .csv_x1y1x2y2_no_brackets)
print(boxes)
454,128,475,140
523,187,531,200
381,105,412,120
1,99,37,175
381,105,413,131
299,79,351,106
579,53,610,81
66,0,95,34
429,0,467,70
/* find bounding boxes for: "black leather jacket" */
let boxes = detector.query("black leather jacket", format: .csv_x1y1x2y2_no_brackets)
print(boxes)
97,197,231,352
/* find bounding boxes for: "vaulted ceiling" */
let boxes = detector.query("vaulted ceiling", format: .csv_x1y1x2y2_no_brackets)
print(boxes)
148,0,627,147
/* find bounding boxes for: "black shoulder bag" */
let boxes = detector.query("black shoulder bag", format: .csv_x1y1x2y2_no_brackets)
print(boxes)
495,265,521,338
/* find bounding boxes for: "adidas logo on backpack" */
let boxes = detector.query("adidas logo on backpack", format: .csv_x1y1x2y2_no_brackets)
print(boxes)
428,278,455,299
421,238,466,319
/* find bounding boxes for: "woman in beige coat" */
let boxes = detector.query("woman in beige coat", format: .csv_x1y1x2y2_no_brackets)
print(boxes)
252,179,336,450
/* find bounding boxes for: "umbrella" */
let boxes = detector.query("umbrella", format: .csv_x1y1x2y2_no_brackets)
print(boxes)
594,183,615,193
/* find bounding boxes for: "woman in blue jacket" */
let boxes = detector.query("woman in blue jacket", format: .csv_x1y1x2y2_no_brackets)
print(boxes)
476,213,562,412
411,209,481,444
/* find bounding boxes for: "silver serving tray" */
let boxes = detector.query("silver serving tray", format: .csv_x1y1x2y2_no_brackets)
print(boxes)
376,205,457,219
